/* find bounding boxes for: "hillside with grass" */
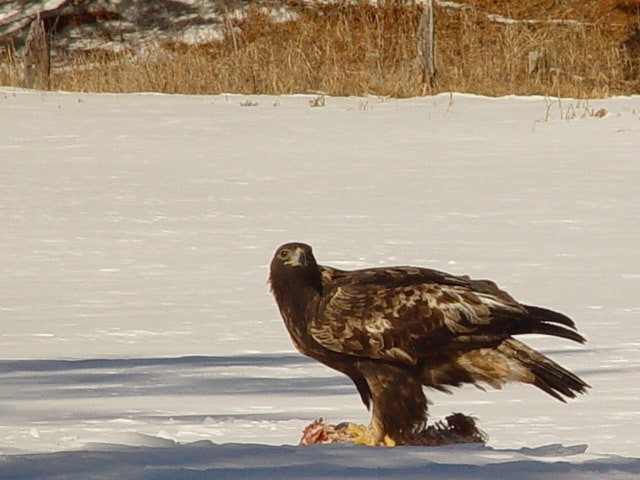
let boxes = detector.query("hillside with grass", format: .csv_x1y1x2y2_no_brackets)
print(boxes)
1,0,639,97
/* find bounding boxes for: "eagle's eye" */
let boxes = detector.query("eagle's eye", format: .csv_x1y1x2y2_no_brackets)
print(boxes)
279,249,289,259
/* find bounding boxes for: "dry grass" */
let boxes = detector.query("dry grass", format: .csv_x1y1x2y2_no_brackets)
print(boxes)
1,1,638,97
435,7,636,97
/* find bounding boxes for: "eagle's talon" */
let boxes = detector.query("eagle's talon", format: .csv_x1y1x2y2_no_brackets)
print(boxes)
345,423,372,446
343,423,395,447
382,434,396,447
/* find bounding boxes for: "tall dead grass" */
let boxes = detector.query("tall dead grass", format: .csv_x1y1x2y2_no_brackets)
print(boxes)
1,2,637,97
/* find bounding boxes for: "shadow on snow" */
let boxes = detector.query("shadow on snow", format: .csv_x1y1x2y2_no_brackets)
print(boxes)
0,441,639,480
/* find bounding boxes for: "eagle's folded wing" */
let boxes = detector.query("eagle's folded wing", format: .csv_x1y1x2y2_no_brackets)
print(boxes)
310,271,583,364
310,278,525,364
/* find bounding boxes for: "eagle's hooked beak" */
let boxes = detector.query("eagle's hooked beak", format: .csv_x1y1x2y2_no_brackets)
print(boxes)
291,246,308,267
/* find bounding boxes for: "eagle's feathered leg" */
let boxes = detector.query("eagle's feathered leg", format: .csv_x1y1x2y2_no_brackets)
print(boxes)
356,361,428,445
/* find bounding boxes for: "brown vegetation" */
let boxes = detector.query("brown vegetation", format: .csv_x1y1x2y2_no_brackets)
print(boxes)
1,1,639,97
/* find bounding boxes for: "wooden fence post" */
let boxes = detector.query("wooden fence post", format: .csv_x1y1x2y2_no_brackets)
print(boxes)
24,14,50,90
417,0,436,86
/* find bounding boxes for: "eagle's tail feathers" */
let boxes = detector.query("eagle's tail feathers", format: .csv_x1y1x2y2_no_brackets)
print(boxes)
529,358,588,401
503,339,590,401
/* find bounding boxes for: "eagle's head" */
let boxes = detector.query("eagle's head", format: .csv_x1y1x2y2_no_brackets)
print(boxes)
270,242,317,272
269,242,323,295
273,242,314,267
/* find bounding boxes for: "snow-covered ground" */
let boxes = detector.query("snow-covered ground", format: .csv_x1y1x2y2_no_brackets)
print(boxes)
1,89,639,478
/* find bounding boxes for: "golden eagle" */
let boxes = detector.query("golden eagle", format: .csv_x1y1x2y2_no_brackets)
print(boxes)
269,242,589,445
